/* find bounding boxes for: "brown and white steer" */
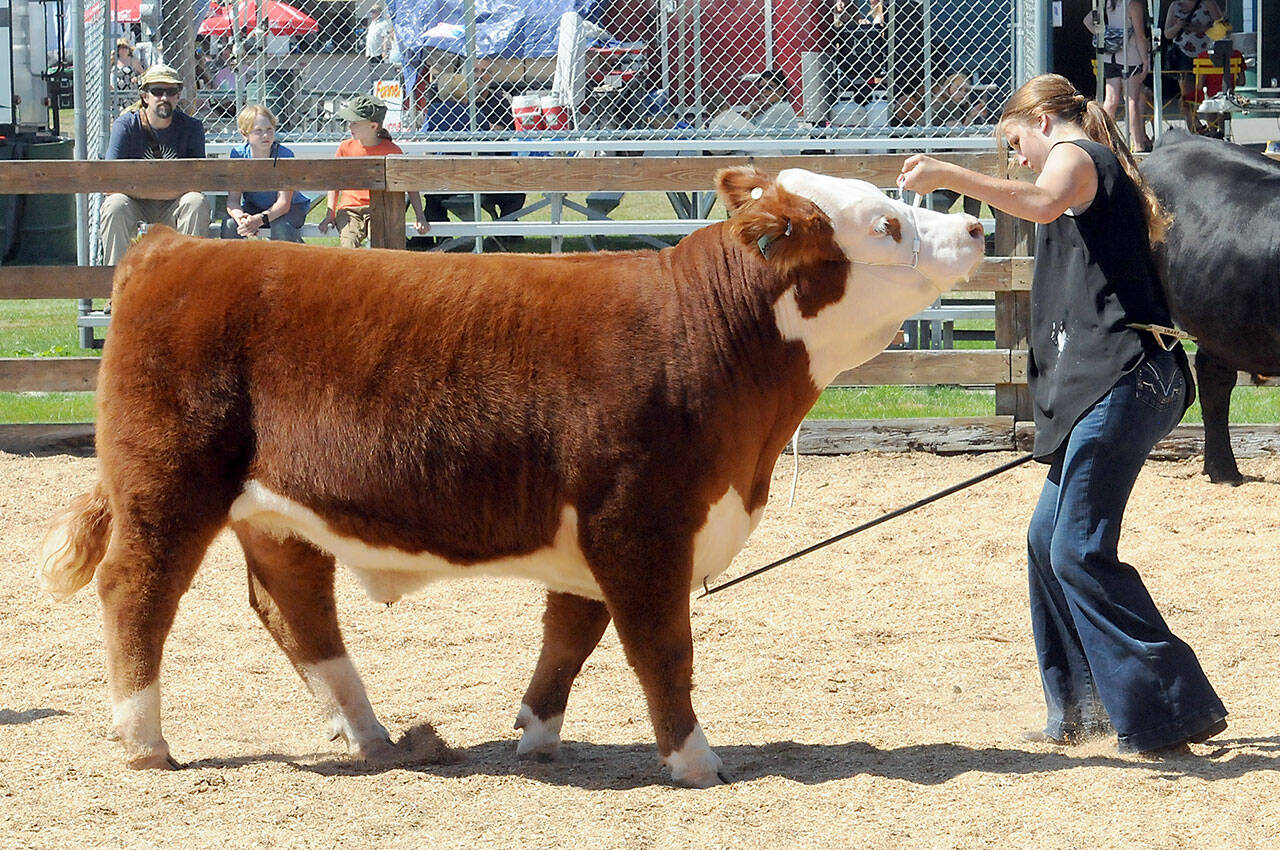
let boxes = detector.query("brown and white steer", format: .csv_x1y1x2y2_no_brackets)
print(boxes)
39,166,983,787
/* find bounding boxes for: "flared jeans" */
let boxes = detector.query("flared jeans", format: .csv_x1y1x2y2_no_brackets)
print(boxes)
1027,350,1226,752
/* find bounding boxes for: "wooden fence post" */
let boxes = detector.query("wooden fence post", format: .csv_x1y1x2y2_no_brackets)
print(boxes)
369,190,406,250
993,149,1034,423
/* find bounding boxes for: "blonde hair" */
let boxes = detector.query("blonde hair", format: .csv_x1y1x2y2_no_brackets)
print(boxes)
997,73,1170,243
236,103,277,137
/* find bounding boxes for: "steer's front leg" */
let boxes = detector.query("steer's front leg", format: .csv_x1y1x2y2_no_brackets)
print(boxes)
598,568,726,788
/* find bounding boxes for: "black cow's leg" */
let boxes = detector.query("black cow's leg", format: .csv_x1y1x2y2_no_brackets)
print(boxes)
1195,348,1243,485
515,591,611,760
234,523,396,760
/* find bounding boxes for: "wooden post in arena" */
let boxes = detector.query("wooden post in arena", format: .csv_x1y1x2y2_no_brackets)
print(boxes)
369,190,407,250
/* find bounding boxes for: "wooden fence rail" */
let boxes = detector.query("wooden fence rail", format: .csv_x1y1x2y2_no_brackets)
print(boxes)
1,152,1041,454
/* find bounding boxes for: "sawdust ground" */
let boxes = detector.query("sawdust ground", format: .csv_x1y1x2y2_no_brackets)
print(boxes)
2,450,1278,849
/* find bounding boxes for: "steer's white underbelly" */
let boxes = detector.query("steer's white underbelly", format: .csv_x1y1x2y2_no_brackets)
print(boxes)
228,481,762,603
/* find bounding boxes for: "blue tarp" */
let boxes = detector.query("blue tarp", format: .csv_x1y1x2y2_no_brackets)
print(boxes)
388,0,599,59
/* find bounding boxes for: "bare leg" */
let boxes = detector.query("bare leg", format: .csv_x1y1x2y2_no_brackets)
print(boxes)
515,591,611,759
235,524,394,760
1126,73,1152,150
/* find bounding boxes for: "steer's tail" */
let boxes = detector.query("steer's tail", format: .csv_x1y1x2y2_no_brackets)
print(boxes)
38,480,113,601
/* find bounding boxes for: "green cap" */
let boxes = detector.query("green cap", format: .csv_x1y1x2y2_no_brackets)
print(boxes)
335,94,387,124
138,64,183,88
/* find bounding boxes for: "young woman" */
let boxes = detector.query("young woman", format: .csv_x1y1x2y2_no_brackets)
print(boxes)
224,105,309,243
111,40,145,91
898,73,1227,755
1083,0,1152,151
318,94,428,249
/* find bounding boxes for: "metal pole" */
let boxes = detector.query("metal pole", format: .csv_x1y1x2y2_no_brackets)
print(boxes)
763,0,774,69
1150,0,1163,143
1093,0,1105,105
70,0,93,347
463,0,479,252
922,0,933,127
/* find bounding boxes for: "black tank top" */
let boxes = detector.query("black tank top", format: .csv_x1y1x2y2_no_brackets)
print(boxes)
1028,139,1192,460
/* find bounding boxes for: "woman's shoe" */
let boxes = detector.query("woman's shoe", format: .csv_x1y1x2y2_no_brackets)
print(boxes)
1139,718,1228,757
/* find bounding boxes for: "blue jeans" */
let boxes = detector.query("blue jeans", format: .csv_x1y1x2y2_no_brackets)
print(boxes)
221,201,306,243
1027,351,1226,752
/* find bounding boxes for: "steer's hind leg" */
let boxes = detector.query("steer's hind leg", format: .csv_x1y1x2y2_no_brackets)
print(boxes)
234,524,394,761
516,591,611,760
596,563,725,788
97,520,223,769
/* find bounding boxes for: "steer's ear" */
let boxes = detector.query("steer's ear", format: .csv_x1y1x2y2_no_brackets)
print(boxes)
716,166,773,215
718,167,838,275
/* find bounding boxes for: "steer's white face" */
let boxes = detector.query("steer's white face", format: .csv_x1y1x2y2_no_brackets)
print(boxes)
771,169,986,386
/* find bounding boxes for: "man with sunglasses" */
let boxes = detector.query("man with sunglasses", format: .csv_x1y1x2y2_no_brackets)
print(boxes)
101,64,211,265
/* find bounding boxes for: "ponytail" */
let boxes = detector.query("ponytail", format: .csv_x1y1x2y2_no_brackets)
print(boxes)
1000,73,1171,244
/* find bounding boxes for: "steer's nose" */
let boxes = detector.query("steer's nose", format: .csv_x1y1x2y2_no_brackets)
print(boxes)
964,215,985,240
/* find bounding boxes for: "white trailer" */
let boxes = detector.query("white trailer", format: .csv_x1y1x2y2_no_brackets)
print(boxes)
1,0,62,131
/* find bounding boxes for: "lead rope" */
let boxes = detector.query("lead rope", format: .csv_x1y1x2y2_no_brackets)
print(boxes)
702,451,1036,598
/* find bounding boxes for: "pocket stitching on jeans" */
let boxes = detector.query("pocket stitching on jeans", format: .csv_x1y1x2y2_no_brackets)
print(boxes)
1135,360,1180,411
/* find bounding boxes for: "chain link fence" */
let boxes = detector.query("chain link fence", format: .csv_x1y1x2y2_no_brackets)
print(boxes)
81,0,1016,150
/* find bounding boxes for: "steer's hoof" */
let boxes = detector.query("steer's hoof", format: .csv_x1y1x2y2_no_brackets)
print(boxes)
127,751,180,770
352,736,400,764
664,724,727,788
514,704,563,761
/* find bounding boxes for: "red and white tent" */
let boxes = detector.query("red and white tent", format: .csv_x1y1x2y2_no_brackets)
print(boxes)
198,0,319,37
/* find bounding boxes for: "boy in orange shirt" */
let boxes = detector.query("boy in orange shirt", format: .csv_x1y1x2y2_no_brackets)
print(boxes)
319,94,428,248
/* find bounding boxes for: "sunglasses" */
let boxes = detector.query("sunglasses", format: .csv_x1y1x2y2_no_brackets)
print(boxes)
145,86,182,98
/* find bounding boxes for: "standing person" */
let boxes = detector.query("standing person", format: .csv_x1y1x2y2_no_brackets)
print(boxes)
318,94,427,249
898,73,1227,755
100,64,211,265
1084,0,1152,151
224,104,310,242
111,39,145,90
1163,0,1226,134
365,4,392,65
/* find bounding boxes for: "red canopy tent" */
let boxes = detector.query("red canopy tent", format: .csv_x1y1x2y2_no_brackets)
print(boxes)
198,0,319,37
84,0,143,23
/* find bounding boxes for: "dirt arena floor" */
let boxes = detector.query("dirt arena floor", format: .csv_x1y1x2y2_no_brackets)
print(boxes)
1,449,1278,849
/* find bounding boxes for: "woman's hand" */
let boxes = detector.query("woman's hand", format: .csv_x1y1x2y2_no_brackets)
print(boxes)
413,218,430,235
898,154,954,196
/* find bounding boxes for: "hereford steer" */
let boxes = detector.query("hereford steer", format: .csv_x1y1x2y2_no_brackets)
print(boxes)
39,166,984,787
1141,132,1280,484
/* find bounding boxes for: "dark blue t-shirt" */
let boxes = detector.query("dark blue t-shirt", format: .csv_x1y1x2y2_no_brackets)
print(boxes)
105,109,206,160
229,141,310,212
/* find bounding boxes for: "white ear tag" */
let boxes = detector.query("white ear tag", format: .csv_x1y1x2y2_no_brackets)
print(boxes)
750,187,763,200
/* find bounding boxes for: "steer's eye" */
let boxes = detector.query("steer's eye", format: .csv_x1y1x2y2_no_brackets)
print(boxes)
874,216,903,242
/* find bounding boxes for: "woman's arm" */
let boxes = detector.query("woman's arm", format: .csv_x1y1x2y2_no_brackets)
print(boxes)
1163,3,1185,38
899,144,1097,224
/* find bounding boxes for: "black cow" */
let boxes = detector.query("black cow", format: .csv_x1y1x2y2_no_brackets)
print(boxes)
1141,131,1280,484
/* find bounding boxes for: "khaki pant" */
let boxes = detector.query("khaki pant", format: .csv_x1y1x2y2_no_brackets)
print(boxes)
100,192,211,264
336,206,371,249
